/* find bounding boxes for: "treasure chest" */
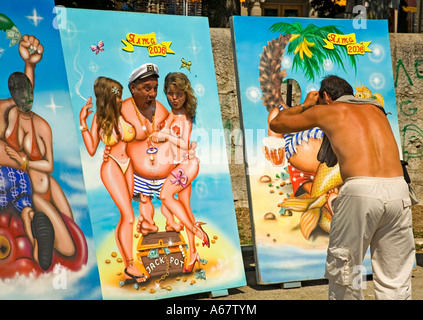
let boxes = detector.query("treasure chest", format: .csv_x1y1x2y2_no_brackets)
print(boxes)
136,231,188,278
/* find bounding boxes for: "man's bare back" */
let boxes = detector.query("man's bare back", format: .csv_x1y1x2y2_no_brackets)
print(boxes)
309,101,402,180
270,92,403,181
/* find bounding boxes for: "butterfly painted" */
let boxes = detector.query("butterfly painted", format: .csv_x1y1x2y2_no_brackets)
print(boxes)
90,40,104,55
180,58,192,72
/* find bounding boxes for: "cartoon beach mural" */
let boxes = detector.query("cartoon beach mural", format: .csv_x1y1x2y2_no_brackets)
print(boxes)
231,16,401,284
60,9,245,299
0,1,101,299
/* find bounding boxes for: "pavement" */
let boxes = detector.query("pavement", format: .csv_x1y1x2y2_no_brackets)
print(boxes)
192,246,423,300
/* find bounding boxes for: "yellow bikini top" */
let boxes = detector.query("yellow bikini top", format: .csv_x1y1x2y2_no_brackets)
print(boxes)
102,116,135,146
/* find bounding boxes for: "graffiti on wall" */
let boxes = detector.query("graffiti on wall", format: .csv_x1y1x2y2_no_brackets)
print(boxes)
394,58,423,162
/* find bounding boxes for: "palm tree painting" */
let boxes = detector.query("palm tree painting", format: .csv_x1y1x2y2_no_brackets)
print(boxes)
269,21,358,82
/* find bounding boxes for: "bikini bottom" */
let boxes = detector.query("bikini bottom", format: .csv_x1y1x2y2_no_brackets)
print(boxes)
108,155,130,175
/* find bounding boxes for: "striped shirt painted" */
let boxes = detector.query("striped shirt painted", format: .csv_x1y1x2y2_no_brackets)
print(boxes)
133,173,166,199
278,105,324,159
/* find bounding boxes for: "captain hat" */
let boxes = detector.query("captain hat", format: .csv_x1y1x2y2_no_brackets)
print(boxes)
129,63,159,83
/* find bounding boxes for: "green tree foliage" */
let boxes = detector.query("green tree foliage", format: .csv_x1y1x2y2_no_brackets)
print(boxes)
310,0,344,17
269,21,357,82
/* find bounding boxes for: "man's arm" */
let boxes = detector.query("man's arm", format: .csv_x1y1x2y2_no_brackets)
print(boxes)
267,107,283,138
269,91,319,134
0,36,43,109
19,35,44,87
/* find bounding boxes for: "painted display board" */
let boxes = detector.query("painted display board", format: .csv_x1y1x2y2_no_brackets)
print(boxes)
59,9,246,299
231,16,401,284
0,0,102,299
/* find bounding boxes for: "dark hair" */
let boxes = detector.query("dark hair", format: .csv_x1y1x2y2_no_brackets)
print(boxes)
319,75,353,101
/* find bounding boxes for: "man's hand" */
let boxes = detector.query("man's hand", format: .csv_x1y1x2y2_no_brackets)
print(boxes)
303,91,319,109
80,97,93,123
19,35,43,66
188,141,198,161
103,145,111,162
150,131,166,143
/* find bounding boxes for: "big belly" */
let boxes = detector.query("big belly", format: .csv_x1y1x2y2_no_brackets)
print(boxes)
288,138,322,173
127,140,174,180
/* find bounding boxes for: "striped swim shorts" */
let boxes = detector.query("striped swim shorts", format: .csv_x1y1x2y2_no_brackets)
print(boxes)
133,173,166,199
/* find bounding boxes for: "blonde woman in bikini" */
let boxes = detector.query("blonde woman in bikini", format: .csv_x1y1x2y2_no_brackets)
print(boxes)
79,76,147,283
150,72,208,273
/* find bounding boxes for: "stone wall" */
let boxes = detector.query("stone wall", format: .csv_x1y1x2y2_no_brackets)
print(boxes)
210,28,423,209
390,34,423,197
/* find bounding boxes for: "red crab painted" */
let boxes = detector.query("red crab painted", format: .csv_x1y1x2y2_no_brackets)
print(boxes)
0,209,88,279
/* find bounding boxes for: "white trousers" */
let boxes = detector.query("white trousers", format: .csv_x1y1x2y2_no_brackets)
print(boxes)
325,176,415,300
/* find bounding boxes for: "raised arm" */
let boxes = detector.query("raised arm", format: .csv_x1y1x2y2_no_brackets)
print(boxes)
19,35,44,88
267,107,284,138
269,91,320,134
80,97,100,156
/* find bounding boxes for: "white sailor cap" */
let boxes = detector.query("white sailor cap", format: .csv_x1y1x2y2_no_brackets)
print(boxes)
128,63,159,83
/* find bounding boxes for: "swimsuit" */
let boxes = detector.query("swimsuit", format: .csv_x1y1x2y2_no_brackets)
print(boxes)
101,116,135,174
133,174,166,199
287,165,315,194
0,166,33,213
101,116,136,146
6,111,43,161
107,155,131,175
278,105,324,159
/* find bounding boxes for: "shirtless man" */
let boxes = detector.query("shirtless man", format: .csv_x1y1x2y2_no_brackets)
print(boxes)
120,63,174,235
269,75,415,300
